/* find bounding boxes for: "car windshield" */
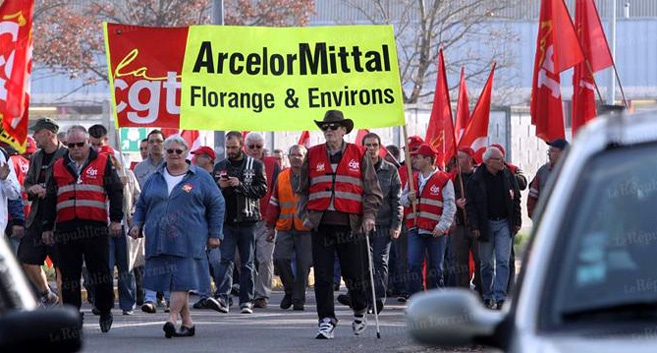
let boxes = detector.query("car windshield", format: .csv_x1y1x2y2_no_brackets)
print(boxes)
550,143,657,321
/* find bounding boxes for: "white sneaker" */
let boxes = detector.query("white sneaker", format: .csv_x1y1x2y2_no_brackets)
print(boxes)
315,318,335,339
352,314,367,335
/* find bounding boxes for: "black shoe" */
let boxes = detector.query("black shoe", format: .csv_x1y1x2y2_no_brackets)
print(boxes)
367,299,384,314
293,303,304,311
214,297,229,313
280,295,292,310
337,294,352,308
397,294,409,303
91,306,100,316
495,300,504,310
99,313,113,333
204,297,224,313
253,297,268,308
484,299,496,309
163,322,176,339
175,325,195,337
163,301,171,313
192,298,207,309
333,283,340,291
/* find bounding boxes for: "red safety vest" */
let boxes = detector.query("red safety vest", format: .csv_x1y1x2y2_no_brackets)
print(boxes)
53,153,109,223
272,169,307,231
405,171,451,230
307,143,364,215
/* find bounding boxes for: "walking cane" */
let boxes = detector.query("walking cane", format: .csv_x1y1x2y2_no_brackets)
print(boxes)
364,229,381,338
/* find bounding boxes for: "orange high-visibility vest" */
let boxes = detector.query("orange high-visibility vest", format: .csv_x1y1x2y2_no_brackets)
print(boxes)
270,169,308,231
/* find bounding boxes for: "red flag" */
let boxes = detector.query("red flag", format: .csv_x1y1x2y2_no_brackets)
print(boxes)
181,130,201,151
455,67,470,143
460,63,496,164
297,130,310,148
0,0,34,153
530,0,584,142
571,0,614,134
425,48,456,169
354,129,369,147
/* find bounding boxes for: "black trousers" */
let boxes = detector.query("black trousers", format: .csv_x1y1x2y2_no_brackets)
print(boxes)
452,225,482,293
57,226,114,314
312,224,367,323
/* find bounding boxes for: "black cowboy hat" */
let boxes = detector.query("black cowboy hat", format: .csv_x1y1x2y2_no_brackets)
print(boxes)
314,110,354,134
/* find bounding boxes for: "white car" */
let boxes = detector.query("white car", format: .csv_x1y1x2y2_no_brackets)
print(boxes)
407,109,657,352
0,235,82,351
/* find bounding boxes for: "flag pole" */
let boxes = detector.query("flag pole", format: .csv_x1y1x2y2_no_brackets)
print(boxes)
612,63,629,108
402,125,418,224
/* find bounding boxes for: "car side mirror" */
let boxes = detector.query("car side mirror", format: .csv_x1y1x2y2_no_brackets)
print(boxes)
406,289,505,347
0,306,82,352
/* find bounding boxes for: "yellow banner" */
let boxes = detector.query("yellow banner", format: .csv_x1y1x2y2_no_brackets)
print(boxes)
180,25,405,131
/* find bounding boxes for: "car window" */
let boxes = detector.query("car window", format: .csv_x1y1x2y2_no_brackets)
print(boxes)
543,143,657,327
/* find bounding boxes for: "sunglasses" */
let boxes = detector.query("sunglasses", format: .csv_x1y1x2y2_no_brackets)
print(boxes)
320,123,341,131
248,144,263,149
67,142,85,148
167,149,185,155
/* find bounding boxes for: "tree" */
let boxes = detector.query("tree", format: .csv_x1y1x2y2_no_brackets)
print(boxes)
32,0,315,85
337,0,521,104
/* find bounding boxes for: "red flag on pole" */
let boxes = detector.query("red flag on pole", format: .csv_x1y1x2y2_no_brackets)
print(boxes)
297,130,310,148
455,67,470,143
0,0,34,153
181,130,201,151
425,48,456,169
571,0,614,134
530,0,584,142
459,63,496,164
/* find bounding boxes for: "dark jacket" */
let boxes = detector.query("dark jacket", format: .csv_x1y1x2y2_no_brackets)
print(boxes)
465,165,521,242
42,148,124,231
214,155,267,225
24,144,68,228
453,170,474,226
374,158,403,231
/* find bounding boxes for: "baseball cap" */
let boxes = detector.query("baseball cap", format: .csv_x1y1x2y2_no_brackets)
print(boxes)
29,118,59,133
547,138,569,150
410,143,438,158
191,146,216,160
405,136,424,151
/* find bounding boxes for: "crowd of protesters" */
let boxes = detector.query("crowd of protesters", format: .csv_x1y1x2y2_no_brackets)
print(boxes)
0,111,569,339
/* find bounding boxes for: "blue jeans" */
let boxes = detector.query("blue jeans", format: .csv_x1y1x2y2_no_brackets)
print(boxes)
407,228,447,294
479,219,513,302
109,232,136,311
199,248,221,299
215,224,256,305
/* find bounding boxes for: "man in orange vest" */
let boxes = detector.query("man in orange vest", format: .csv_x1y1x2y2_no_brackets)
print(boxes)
297,110,383,339
401,143,456,295
41,125,124,333
265,144,310,311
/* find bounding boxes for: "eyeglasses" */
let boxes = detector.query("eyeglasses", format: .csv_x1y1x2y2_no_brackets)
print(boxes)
67,142,85,148
167,149,185,155
320,124,341,131
248,144,263,149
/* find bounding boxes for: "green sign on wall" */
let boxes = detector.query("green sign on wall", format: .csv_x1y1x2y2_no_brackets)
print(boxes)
119,128,147,152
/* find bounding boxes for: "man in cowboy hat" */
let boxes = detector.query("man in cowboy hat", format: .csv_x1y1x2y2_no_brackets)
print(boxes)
297,109,383,339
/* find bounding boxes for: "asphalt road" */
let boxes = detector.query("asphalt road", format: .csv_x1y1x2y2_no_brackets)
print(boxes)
77,291,496,353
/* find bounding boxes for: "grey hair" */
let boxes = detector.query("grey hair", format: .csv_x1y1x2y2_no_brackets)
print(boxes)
163,134,189,151
288,144,307,155
245,132,265,144
67,125,88,138
482,146,503,162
